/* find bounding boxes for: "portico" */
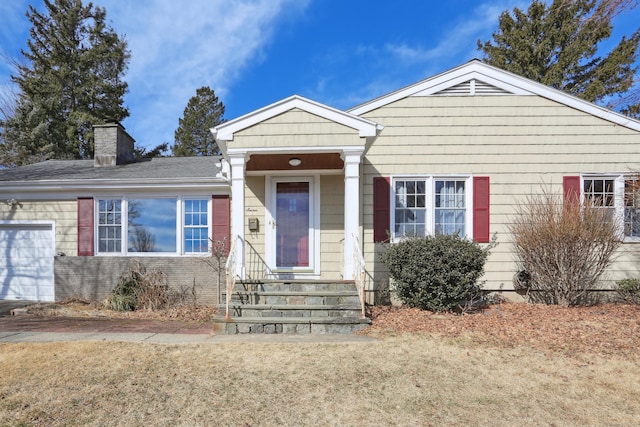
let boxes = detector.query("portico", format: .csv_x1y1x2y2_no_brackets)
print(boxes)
212,95,381,281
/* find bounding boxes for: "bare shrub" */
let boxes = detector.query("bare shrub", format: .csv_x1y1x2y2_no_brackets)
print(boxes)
509,188,622,306
203,237,228,302
105,261,197,311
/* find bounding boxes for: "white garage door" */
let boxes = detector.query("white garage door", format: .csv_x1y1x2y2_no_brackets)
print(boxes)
0,223,55,301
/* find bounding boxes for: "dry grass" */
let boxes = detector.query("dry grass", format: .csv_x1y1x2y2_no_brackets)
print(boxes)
1,336,639,426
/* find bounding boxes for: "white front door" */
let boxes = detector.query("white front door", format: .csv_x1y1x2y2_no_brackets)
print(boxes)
267,177,319,274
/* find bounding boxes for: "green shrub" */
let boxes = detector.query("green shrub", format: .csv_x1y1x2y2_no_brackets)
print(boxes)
381,234,493,312
616,278,640,304
105,271,141,311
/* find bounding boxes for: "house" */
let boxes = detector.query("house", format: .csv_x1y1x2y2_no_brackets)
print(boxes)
0,124,230,302
2,59,640,306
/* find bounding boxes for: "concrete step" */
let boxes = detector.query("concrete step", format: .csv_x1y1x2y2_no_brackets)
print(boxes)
220,304,363,318
236,281,358,292
224,291,361,306
216,279,368,335
212,316,371,334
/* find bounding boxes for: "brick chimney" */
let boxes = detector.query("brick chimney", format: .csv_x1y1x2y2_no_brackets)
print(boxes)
93,123,135,167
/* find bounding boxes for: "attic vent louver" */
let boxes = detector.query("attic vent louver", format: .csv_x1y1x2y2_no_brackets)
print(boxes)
434,79,511,96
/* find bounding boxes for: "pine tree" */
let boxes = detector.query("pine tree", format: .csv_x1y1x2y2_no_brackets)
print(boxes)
0,0,129,167
478,0,640,116
172,86,225,156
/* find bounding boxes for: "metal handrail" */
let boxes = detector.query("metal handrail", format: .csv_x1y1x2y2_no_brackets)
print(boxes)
224,235,241,320
353,234,366,319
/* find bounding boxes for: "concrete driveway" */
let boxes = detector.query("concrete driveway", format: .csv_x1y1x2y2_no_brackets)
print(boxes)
0,300,34,316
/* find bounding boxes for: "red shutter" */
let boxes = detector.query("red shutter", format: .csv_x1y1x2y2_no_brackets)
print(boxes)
373,176,390,243
473,177,490,243
563,176,581,206
212,195,231,255
77,197,94,256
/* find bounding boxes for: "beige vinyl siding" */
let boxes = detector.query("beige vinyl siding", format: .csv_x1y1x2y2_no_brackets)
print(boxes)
360,94,640,294
233,108,364,149
0,200,77,256
319,175,344,278
244,176,266,279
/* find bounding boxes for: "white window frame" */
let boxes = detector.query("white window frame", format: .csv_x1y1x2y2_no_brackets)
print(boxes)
390,175,473,242
581,174,640,242
95,196,212,256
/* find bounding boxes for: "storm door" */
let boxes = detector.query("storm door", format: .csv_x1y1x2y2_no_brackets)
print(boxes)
269,177,316,272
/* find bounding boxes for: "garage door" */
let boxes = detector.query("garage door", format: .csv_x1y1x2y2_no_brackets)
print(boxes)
0,223,55,301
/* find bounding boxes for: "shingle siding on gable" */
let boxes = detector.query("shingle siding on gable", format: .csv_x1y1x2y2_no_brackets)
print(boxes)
233,108,363,148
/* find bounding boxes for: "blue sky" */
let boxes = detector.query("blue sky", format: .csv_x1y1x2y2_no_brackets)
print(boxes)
1,0,639,151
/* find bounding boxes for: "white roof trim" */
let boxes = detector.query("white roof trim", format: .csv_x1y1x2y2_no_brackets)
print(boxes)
212,95,381,142
227,145,366,156
348,59,640,132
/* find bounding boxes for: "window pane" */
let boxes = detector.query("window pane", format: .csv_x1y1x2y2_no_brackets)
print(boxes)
128,199,177,253
584,179,615,207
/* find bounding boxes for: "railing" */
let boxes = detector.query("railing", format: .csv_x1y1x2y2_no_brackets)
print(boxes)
353,234,366,319
224,235,241,320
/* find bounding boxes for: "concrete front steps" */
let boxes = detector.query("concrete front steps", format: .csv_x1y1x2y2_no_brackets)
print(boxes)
212,279,371,334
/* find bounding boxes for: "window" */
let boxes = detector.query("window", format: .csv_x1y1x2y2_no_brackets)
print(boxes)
184,199,209,253
96,197,210,255
392,176,470,240
394,179,426,237
435,179,466,235
98,199,122,253
583,175,640,240
625,179,640,238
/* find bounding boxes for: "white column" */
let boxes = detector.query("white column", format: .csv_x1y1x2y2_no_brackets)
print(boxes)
229,152,247,279
342,149,364,279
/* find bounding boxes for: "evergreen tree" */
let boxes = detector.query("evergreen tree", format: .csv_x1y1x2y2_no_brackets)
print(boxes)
478,0,640,116
0,0,129,167
172,86,225,156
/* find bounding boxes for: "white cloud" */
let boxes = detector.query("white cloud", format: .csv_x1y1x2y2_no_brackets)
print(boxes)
384,0,528,67
99,0,309,148
318,0,529,110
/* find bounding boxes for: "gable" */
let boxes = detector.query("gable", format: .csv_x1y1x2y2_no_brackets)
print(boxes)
215,95,380,139
229,108,364,149
349,60,640,133
232,108,369,149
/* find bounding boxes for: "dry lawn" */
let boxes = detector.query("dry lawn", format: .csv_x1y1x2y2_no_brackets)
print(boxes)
1,303,640,426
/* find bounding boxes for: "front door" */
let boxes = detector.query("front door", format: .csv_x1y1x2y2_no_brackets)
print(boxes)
269,177,316,272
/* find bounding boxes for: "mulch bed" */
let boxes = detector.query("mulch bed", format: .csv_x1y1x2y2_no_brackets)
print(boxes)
363,303,640,359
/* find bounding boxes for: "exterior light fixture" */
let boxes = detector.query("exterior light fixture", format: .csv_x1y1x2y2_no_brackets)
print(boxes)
288,157,302,167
